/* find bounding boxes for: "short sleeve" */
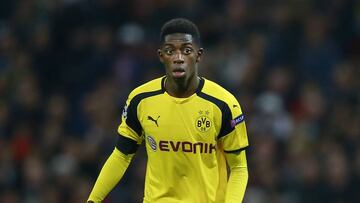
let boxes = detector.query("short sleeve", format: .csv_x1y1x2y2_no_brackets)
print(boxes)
219,100,249,152
117,95,144,144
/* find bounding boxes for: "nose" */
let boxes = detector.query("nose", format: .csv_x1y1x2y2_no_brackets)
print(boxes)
173,51,184,64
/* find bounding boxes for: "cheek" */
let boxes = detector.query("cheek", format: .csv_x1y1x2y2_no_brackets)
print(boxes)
191,58,198,65
186,55,197,63
163,59,173,70
161,57,171,65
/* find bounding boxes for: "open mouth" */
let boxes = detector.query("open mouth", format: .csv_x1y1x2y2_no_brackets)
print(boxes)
172,68,186,78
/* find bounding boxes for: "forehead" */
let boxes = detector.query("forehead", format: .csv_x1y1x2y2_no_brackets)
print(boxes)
163,33,194,46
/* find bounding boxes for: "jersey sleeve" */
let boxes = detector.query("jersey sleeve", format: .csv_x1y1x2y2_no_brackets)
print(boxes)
218,99,249,152
117,93,144,144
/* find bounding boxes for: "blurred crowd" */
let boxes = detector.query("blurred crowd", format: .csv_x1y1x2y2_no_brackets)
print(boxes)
0,0,360,202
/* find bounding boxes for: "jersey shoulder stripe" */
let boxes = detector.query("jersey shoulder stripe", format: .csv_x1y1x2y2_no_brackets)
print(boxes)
197,78,237,139
128,76,165,99
125,77,165,136
200,78,240,107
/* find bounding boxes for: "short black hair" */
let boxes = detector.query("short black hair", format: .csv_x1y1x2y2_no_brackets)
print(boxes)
160,18,200,45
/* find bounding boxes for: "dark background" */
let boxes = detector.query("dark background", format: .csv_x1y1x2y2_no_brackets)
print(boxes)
0,0,359,202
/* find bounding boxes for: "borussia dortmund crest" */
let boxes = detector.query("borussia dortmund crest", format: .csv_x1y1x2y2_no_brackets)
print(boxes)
195,110,211,132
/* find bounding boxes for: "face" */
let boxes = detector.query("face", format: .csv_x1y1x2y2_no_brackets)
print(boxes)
158,33,203,82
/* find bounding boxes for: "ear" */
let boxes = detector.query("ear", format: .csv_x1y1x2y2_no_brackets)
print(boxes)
157,49,164,63
196,48,204,63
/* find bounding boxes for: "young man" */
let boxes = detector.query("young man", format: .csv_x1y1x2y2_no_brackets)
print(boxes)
87,18,249,203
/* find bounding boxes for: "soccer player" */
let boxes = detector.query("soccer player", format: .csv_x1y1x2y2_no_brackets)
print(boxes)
87,18,249,203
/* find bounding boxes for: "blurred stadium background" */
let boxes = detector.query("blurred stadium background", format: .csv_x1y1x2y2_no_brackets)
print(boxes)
0,0,359,202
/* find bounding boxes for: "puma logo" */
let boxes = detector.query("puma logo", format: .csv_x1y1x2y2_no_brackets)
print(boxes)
148,116,160,127
233,104,238,108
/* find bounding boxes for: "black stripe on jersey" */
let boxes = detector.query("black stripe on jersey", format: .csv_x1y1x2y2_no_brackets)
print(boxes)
197,91,234,139
126,81,165,137
116,135,140,155
161,76,166,92
224,146,249,154
196,77,205,93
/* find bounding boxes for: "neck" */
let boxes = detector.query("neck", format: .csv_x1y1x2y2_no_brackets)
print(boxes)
165,76,199,98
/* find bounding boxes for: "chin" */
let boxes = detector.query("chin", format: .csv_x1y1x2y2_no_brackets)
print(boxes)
170,72,187,80
174,74,187,79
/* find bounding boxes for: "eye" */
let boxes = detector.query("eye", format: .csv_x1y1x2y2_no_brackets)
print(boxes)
164,49,173,55
183,47,193,55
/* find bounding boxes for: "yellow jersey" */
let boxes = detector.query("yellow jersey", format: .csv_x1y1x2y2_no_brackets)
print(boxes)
118,76,249,203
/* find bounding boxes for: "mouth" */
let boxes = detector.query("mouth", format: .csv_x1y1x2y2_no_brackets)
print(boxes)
172,67,186,78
